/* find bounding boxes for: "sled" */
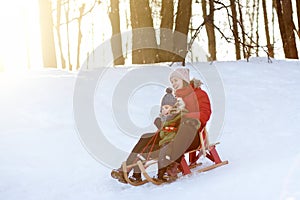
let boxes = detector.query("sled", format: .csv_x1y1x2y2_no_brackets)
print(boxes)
122,128,228,186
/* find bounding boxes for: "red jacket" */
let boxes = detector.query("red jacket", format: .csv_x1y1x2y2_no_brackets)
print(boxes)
175,85,212,128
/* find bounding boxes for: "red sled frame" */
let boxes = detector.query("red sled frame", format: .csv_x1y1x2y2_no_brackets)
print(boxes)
180,128,228,175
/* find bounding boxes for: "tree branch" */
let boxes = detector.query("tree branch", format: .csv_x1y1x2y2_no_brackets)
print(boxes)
59,0,101,26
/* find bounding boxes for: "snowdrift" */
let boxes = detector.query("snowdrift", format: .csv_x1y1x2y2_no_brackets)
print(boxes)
0,58,300,200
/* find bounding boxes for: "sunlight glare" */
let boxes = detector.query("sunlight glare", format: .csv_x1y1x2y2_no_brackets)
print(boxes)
0,0,42,72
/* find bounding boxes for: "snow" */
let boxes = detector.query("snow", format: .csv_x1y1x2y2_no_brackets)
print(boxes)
1,58,300,200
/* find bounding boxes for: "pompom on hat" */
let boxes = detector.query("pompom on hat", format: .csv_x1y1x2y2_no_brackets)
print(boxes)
161,87,177,107
169,68,190,83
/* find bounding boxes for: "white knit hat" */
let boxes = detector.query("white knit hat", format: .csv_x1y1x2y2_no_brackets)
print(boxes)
169,68,190,83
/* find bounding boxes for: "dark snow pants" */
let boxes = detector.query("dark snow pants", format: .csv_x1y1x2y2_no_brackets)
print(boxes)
158,118,202,169
124,132,160,173
125,118,203,172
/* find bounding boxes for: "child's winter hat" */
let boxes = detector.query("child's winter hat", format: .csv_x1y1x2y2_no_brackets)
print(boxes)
169,68,190,83
161,88,177,107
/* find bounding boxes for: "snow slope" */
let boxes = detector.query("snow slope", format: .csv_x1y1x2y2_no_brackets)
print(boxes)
0,58,300,200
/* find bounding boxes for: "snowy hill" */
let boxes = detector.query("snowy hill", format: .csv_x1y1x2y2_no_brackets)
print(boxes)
0,58,300,200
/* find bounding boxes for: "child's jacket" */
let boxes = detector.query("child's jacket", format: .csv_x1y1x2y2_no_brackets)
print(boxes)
159,113,182,146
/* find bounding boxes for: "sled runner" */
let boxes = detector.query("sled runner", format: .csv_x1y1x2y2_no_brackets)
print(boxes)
121,128,228,186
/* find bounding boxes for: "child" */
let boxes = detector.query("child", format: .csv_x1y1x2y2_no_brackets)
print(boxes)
155,88,188,181
154,88,186,145
111,87,187,184
111,87,181,184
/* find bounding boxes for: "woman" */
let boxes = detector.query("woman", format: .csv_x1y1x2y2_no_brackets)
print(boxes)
157,68,212,180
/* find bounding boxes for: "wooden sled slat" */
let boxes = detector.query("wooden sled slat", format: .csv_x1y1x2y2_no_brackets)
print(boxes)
197,160,229,173
137,161,165,185
188,142,220,154
127,160,228,186
125,159,158,170
189,162,202,170
122,161,148,186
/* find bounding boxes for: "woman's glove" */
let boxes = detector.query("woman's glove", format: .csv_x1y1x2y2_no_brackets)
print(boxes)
181,117,201,129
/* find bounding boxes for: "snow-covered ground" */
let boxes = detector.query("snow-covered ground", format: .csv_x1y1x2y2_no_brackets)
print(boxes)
0,58,300,200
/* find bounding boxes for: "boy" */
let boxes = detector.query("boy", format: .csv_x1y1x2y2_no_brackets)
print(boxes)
155,88,187,182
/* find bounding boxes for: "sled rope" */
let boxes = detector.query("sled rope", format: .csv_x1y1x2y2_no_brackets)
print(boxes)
131,130,160,165
146,130,159,161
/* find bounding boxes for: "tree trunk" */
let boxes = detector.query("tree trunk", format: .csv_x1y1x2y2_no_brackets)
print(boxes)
237,0,246,59
56,0,66,69
255,0,260,56
64,0,72,71
275,0,288,56
230,0,241,60
202,0,216,61
173,0,192,63
247,0,256,59
38,0,57,68
130,0,158,64
272,0,275,46
282,0,298,58
158,0,174,62
76,4,84,70
275,0,298,59
109,0,125,65
296,0,300,37
262,0,274,57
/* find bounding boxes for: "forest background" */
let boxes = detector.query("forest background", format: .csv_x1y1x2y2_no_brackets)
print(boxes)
1,0,299,72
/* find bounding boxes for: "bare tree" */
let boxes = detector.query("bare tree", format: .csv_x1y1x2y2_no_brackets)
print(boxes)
230,0,241,60
296,0,300,37
275,0,298,59
158,0,174,62
130,0,158,64
202,0,216,61
282,0,298,58
55,0,66,69
275,0,288,57
255,0,260,56
237,0,246,58
109,0,125,65
247,0,256,58
38,0,57,68
262,0,274,57
64,0,72,71
173,0,192,63
76,4,84,70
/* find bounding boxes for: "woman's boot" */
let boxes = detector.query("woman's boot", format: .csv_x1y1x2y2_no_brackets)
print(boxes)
129,172,142,183
166,162,180,181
